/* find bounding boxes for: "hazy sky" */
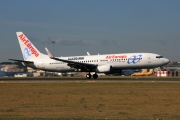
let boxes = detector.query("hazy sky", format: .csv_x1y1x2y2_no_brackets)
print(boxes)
0,0,180,62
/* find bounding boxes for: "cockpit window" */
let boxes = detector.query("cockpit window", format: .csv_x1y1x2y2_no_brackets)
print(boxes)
156,56,163,58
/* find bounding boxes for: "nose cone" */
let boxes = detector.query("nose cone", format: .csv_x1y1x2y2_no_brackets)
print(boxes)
164,58,170,65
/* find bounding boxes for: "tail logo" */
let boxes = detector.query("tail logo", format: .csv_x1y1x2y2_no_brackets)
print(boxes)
24,47,32,60
18,34,39,58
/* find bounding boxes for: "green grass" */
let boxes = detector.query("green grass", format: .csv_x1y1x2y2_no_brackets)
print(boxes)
0,82,180,119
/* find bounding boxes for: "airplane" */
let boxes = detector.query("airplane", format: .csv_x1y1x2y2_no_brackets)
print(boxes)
9,32,170,79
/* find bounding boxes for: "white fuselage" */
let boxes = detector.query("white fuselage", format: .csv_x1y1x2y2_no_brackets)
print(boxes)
25,53,169,73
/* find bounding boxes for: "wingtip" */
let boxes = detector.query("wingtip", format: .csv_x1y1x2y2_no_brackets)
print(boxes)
45,47,54,58
45,47,48,51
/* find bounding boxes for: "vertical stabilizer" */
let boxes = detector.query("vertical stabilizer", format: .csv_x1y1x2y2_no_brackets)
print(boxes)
16,32,45,61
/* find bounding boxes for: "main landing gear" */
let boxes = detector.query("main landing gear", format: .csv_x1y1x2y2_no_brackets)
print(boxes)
86,72,98,79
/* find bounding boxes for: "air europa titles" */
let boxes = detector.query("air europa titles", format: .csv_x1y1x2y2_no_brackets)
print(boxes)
106,55,127,59
18,34,39,57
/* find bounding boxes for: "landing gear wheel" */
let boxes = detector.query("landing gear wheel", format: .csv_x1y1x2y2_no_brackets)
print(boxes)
86,74,92,79
93,74,98,79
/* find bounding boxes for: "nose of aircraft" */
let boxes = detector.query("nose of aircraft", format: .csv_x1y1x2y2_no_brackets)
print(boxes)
164,58,170,64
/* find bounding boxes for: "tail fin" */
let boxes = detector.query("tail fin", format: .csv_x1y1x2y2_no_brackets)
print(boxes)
16,32,45,61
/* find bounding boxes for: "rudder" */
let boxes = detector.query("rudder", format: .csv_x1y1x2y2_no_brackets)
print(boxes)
16,32,44,61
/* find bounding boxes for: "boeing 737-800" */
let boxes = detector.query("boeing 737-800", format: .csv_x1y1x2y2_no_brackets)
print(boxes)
9,32,169,79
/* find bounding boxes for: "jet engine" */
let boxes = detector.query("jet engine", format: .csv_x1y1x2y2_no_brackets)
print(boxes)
95,65,112,73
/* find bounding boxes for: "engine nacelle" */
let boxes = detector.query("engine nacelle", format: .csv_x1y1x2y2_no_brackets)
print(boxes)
95,65,111,73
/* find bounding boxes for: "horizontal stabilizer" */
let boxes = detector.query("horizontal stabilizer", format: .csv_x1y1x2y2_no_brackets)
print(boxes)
9,59,33,63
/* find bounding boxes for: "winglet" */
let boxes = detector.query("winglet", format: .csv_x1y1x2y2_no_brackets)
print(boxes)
45,47,54,58
87,52,90,56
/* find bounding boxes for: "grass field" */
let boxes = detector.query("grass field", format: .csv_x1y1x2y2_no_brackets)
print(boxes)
0,82,180,120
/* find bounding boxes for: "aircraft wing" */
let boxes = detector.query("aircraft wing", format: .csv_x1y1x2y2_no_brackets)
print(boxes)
9,59,34,63
45,48,97,70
